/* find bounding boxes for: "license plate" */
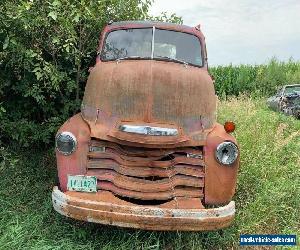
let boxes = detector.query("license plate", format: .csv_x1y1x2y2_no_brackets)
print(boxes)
67,175,97,192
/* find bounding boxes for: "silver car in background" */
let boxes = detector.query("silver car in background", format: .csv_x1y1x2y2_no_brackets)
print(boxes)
267,84,300,118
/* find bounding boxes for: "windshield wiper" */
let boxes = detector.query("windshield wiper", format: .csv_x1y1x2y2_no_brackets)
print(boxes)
116,56,149,62
115,55,190,66
154,56,189,66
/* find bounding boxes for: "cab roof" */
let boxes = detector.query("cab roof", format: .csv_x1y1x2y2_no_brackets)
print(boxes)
110,20,192,30
107,20,203,37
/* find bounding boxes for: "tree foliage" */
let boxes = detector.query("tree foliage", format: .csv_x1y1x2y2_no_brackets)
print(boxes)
0,0,181,147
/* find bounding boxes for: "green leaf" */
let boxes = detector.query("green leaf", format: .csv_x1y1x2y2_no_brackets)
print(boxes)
52,37,59,44
48,11,57,21
0,103,6,113
52,0,61,6
73,13,81,23
3,36,9,50
35,72,43,80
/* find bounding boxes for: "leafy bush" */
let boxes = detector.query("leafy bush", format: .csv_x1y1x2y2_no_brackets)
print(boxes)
0,0,181,147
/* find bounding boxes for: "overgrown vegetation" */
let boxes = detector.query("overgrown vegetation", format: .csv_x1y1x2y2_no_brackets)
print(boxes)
0,97,299,249
210,58,300,97
1,1,300,148
0,0,181,147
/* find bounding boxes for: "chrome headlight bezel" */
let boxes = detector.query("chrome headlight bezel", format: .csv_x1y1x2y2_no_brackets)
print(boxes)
55,132,77,156
215,141,239,166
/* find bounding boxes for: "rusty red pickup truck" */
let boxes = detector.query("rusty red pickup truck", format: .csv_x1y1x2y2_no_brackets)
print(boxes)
52,21,239,231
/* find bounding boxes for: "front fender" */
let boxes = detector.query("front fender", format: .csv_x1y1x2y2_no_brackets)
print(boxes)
56,113,90,191
204,123,239,205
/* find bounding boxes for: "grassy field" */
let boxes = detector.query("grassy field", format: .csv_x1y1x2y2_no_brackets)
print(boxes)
0,96,299,250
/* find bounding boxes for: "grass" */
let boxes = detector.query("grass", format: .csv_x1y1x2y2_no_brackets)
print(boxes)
0,96,299,249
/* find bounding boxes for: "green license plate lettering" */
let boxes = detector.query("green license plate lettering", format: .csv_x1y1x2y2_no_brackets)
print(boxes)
67,175,97,193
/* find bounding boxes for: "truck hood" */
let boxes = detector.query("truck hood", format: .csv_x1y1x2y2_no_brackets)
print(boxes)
81,60,216,146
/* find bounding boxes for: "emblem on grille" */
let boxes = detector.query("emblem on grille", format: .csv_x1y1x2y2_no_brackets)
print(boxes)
119,125,178,136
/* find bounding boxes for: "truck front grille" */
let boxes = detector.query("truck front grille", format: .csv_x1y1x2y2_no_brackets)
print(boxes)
87,139,205,203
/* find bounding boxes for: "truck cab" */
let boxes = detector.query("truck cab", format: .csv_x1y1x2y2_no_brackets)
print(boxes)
52,21,239,231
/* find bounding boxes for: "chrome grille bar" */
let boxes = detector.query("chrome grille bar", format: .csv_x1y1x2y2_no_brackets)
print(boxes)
119,125,178,136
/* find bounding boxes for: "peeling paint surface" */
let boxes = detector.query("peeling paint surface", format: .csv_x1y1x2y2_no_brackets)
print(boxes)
53,21,240,231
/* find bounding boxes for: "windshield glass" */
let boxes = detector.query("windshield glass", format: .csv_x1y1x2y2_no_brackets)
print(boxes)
101,28,203,67
101,28,152,60
284,85,300,94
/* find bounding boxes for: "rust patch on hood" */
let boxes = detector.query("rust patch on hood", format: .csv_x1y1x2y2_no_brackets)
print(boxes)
82,60,216,146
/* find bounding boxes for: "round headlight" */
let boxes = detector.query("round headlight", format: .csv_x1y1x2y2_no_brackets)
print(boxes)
55,132,77,156
215,141,238,165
